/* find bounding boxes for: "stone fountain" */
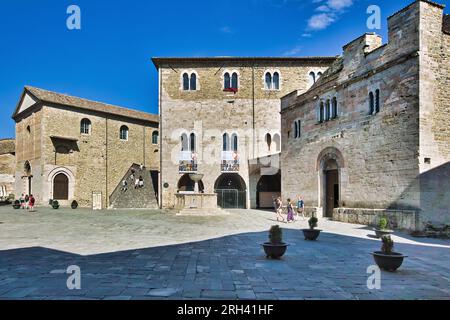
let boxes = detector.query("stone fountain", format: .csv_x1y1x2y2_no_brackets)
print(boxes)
175,173,227,216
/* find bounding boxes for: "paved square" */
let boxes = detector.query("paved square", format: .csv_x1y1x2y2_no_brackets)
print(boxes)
0,206,449,300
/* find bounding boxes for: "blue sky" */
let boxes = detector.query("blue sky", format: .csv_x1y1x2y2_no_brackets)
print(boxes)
0,0,447,138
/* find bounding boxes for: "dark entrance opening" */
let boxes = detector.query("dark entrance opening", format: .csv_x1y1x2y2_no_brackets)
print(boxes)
324,159,339,218
53,173,69,200
215,173,246,209
178,174,204,193
256,171,281,209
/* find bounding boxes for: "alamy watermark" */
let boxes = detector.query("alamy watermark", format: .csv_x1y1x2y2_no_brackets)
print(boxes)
367,5,381,30
67,5,81,30
367,265,381,290
66,265,81,290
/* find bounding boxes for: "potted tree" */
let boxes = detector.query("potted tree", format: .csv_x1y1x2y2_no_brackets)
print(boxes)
374,217,394,238
372,235,407,272
262,225,289,259
52,200,60,209
302,217,322,241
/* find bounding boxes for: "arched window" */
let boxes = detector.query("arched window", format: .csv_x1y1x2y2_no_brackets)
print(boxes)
294,120,301,139
190,133,196,152
319,101,325,123
375,89,380,113
369,92,375,115
309,72,316,86
183,73,189,91
231,134,238,152
326,99,331,121
26,125,31,134
294,121,299,139
265,72,272,90
119,125,129,140
317,72,323,78
223,133,230,151
152,131,159,145
273,133,281,152
80,118,91,135
224,73,231,89
190,73,197,91
265,133,272,151
181,133,189,151
231,73,238,89
332,97,338,119
273,72,280,90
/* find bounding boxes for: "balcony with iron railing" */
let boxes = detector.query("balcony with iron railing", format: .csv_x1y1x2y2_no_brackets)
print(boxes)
221,151,239,172
179,151,198,173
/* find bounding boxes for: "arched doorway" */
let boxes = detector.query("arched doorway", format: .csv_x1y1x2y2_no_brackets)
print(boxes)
317,147,344,218
24,161,32,195
257,171,281,208
53,173,69,200
177,174,204,193
214,173,247,209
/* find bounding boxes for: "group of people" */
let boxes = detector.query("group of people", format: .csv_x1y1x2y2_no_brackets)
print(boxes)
121,164,145,192
18,193,36,212
273,196,305,223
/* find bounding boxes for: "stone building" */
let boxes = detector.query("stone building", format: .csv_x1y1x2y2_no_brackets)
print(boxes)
12,86,159,208
280,0,450,230
0,139,15,200
153,57,336,209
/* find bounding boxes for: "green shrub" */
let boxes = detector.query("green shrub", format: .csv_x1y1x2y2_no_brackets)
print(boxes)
381,235,394,255
379,217,389,230
309,217,318,230
269,225,283,244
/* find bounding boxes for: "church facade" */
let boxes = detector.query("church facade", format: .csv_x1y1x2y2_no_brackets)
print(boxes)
12,86,159,208
280,0,450,230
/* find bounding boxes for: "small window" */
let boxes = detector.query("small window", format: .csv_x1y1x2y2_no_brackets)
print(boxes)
224,73,231,89
190,133,196,152
80,118,91,135
317,72,323,78
375,89,380,113
190,73,197,91
294,121,299,139
265,72,272,90
273,133,281,151
152,131,159,145
309,72,316,86
119,125,129,140
231,73,238,89
332,97,338,119
223,133,230,151
273,72,280,90
369,92,375,115
319,101,325,123
265,133,272,151
294,120,301,139
231,134,238,152
326,99,331,121
183,73,189,91
181,133,188,151
26,125,31,133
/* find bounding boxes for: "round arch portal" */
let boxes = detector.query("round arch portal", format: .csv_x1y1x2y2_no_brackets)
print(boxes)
214,173,247,209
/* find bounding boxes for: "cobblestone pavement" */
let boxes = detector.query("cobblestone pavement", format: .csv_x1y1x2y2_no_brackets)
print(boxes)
0,206,449,300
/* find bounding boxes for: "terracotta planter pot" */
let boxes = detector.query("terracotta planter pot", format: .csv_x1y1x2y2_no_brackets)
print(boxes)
262,243,289,259
372,252,407,272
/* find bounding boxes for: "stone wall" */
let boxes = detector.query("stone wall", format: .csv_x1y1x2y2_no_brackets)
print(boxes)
158,59,333,209
333,208,417,231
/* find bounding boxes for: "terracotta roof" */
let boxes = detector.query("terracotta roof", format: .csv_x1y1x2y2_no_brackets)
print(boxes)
0,139,15,155
444,15,450,34
152,56,337,68
14,86,158,123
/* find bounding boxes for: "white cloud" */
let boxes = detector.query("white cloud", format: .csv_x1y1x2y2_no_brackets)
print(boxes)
316,5,330,12
307,13,335,30
327,0,353,10
283,45,302,56
220,26,233,34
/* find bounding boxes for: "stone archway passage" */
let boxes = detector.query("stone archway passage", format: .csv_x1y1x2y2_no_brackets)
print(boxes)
214,173,247,209
53,173,69,200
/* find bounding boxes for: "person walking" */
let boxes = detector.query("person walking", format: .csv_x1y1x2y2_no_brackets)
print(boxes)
19,194,25,209
28,195,35,212
121,179,128,192
134,177,139,189
297,195,305,221
24,194,30,210
138,176,144,188
275,197,285,222
287,199,295,223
